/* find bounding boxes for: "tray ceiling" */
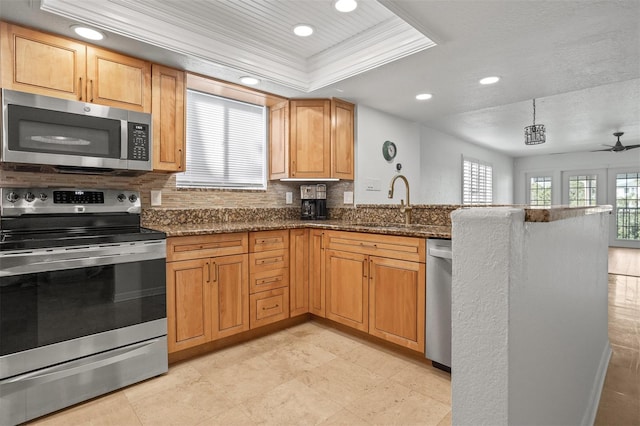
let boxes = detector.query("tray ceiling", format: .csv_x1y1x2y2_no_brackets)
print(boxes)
40,0,436,92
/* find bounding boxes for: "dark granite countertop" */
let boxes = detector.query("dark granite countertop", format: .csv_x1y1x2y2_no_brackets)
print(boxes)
148,219,452,239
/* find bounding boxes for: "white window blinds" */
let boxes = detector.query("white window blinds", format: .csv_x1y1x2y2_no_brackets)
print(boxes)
462,157,493,205
176,89,266,189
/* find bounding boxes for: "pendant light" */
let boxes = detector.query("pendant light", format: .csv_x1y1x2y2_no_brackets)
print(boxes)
524,98,546,145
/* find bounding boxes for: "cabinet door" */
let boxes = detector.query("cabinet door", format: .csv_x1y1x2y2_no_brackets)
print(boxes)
331,98,355,180
290,99,331,178
269,100,289,179
369,256,425,352
211,254,249,339
289,229,309,316
86,46,151,112
309,230,325,317
152,64,185,171
1,22,86,100
166,258,211,353
325,249,368,331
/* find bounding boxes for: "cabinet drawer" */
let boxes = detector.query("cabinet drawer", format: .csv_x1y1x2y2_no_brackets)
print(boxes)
250,288,289,329
249,267,289,293
325,231,425,262
249,230,289,252
249,249,289,273
167,233,248,262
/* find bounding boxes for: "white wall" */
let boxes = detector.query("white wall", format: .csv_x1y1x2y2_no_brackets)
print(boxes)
355,105,515,205
355,105,421,205
420,126,514,204
451,207,611,426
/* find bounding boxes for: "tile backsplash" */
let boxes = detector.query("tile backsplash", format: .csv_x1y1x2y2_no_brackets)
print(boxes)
0,166,354,209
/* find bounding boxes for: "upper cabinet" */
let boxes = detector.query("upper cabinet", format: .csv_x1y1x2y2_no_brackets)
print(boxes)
1,22,151,112
269,98,354,180
152,65,185,172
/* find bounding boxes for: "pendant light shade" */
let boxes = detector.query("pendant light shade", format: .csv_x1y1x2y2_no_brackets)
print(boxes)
524,99,546,145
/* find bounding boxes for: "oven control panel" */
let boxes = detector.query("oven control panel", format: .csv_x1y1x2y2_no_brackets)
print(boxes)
1,188,142,216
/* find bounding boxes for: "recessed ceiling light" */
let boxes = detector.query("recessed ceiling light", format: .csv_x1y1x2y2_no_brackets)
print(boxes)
293,24,314,37
335,0,358,12
479,76,500,85
71,25,105,41
416,93,433,100
240,76,260,85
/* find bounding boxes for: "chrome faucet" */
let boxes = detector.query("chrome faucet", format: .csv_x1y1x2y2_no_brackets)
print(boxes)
388,174,412,225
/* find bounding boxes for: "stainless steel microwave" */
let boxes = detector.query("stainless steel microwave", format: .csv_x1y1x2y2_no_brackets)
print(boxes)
1,89,152,173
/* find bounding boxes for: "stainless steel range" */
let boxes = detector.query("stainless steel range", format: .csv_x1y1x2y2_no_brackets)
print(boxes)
0,188,167,425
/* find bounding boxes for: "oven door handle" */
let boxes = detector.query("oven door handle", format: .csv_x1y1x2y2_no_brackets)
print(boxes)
0,338,164,394
0,240,166,277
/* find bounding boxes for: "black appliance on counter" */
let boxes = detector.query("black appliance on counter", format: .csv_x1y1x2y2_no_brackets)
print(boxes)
0,188,167,425
300,184,327,220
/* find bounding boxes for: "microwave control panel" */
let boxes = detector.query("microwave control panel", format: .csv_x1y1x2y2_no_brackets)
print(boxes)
127,122,150,161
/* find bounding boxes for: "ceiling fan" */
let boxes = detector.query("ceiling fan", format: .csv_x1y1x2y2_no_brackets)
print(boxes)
593,132,640,152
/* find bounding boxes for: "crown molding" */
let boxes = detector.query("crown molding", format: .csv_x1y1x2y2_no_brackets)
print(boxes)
41,0,436,93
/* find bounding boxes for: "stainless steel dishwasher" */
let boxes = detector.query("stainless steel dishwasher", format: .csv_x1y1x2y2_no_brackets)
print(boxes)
426,238,452,372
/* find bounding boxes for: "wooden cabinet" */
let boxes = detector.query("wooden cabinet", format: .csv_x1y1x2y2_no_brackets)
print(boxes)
1,22,151,112
289,229,309,317
269,100,289,180
290,99,331,179
1,22,86,100
210,253,249,339
152,64,185,171
166,233,249,353
324,230,426,352
309,229,326,317
325,249,369,332
166,258,210,352
331,99,355,180
248,230,290,328
85,46,151,111
369,256,425,352
269,98,354,180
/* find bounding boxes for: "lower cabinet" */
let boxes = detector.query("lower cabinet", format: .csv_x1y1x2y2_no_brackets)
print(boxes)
309,229,325,317
369,256,425,352
211,254,250,340
250,287,290,328
289,229,309,317
324,230,426,353
166,258,210,353
248,230,291,329
166,233,249,354
325,249,369,332
166,229,426,355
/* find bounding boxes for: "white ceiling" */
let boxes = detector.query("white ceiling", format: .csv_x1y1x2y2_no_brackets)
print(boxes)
1,0,639,158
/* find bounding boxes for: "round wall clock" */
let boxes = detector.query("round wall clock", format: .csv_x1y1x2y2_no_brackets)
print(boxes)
382,140,397,161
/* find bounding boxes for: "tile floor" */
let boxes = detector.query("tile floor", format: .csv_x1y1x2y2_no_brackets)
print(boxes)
29,274,639,426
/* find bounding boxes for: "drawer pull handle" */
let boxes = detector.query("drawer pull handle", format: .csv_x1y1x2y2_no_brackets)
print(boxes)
360,242,378,248
78,77,83,100
257,238,281,244
262,304,279,310
258,277,281,285
257,257,282,264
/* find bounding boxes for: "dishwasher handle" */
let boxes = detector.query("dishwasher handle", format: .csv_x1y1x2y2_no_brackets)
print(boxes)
428,246,452,260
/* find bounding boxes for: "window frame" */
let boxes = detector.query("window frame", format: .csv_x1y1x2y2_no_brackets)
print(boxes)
528,175,553,206
177,89,268,190
462,156,493,205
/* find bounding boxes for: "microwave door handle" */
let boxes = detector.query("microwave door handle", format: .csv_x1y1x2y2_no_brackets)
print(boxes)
121,120,128,159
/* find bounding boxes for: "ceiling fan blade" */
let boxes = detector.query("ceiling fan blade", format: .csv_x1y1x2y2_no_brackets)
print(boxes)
624,144,640,150
591,148,614,152
601,144,615,147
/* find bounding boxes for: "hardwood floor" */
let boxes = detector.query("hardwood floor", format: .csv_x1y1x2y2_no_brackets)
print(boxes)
609,247,640,277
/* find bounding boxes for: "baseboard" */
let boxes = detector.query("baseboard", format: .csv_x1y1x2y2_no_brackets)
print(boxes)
581,340,612,426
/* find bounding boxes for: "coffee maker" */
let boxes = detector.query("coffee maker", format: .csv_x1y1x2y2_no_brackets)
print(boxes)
300,184,327,220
